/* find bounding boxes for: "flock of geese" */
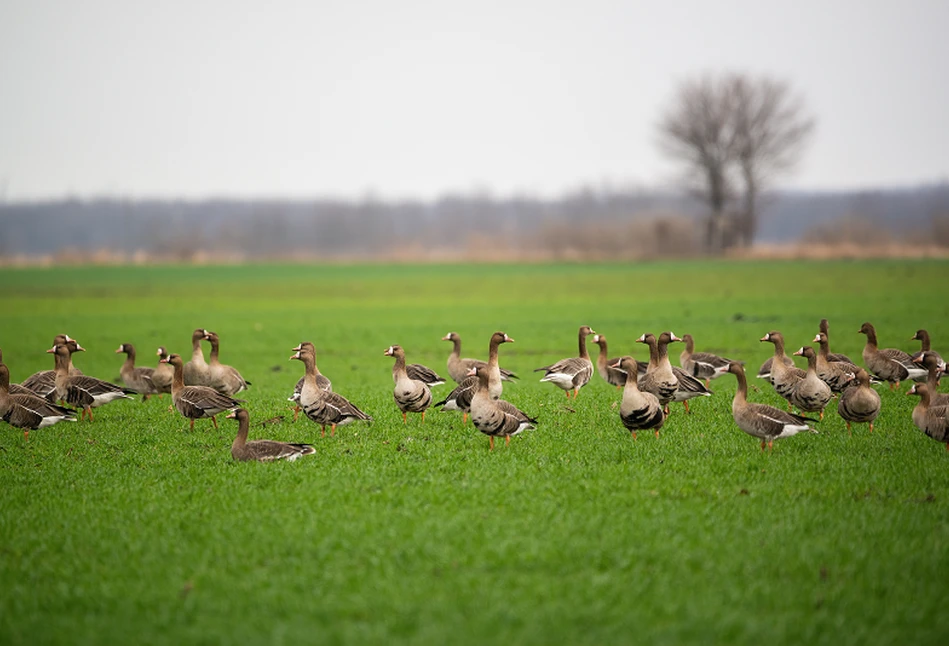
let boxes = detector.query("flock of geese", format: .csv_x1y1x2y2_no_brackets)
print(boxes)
1,320,947,459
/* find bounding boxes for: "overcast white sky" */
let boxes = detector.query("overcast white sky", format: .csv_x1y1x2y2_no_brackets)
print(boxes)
1,0,947,201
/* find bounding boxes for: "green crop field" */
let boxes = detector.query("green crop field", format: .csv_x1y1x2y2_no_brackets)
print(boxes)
2,259,949,645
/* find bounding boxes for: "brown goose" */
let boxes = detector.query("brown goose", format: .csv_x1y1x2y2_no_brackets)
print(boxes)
812,333,860,393
818,319,855,364
760,331,806,406
161,353,243,430
612,356,664,439
182,328,212,386
728,362,816,451
205,331,251,395
837,368,881,434
913,352,949,407
910,329,945,372
49,344,133,421
115,343,160,399
291,347,370,437
907,383,949,450
151,347,174,395
592,334,632,389
289,342,332,422
1,363,77,438
227,409,315,462
859,322,926,389
789,346,833,419
679,334,736,387
535,325,595,398
484,331,515,399
469,365,537,450
433,375,478,424
636,332,680,408
443,332,518,385
21,334,84,400
384,345,433,423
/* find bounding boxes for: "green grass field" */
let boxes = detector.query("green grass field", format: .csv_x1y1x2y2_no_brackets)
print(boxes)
2,259,949,645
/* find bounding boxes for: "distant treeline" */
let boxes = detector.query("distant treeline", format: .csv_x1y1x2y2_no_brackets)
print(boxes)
1,183,948,261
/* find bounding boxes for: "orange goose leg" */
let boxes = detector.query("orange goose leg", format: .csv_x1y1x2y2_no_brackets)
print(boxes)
505,435,511,446
292,405,301,422
330,423,337,437
211,416,218,430
489,436,495,451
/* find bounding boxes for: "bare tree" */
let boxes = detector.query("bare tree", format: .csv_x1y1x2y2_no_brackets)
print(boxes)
658,72,814,251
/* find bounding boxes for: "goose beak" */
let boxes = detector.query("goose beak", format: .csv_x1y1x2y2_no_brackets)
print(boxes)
466,366,477,377
793,348,804,356
289,352,300,360
74,344,86,352
226,411,237,419
669,332,682,342
159,357,169,364
441,334,452,341
292,344,302,352
635,334,646,343
383,347,393,356
505,335,515,343
759,334,770,342
812,334,821,343
115,346,123,353
46,347,55,353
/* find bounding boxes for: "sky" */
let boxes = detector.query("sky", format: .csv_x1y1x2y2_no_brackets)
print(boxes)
1,0,947,201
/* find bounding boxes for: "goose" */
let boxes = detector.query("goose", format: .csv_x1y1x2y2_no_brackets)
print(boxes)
227,409,316,462
669,366,713,413
837,368,881,434
818,319,855,364
636,332,680,408
592,334,632,389
289,342,332,422
443,332,518,385
151,347,174,395
789,346,833,419
160,353,243,430
535,325,595,398
384,345,433,423
910,329,945,372
182,328,212,386
0,363,76,438
760,331,806,406
205,331,251,395
469,365,537,450
612,356,664,439
49,344,133,421
21,334,84,400
483,331,516,399
291,347,370,437
115,343,160,399
727,362,817,451
679,334,736,387
907,383,949,450
432,375,478,424
858,322,926,389
913,352,949,407
812,333,860,393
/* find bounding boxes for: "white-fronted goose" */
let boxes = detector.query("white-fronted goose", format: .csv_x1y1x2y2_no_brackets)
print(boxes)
812,333,859,393
612,356,664,439
227,409,316,462
161,353,243,430
679,334,736,387
289,342,332,422
592,334,631,389
913,352,949,407
21,334,84,400
49,344,132,421
535,325,595,398
907,383,949,450
205,331,251,395
433,375,478,424
837,368,881,434
484,331,515,399
1,363,76,438
728,362,816,451
636,332,680,408
151,347,174,395
384,345,433,423
859,322,926,389
443,332,518,385
910,329,945,372
760,331,806,406
182,328,212,386
789,346,833,419
291,347,370,437
469,365,537,450
818,319,855,364
115,343,160,399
